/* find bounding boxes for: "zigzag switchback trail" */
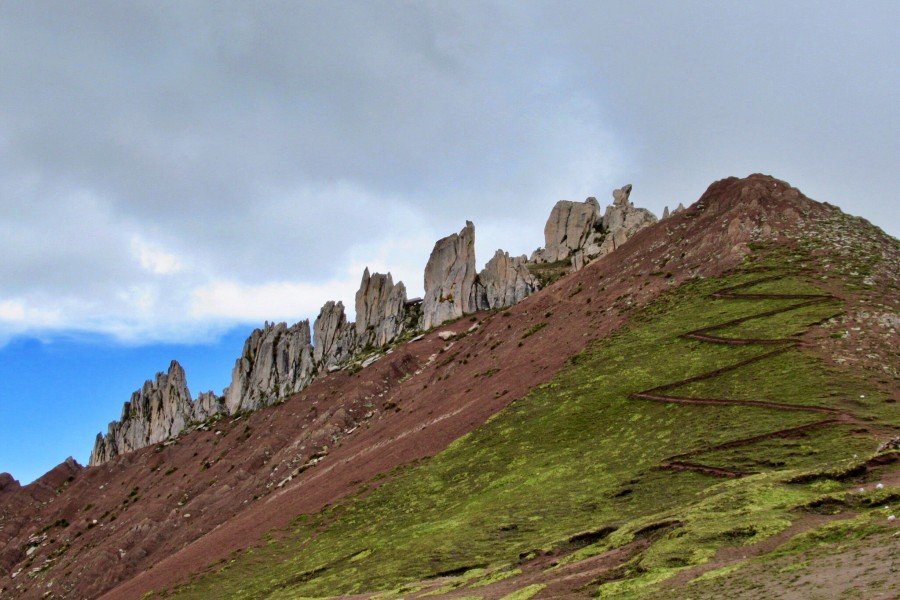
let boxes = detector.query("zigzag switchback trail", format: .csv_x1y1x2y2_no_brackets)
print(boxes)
630,269,860,479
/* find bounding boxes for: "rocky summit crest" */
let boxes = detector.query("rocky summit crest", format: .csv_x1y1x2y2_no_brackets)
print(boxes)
89,184,662,464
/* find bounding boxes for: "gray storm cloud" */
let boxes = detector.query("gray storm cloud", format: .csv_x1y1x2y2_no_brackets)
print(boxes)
0,1,896,343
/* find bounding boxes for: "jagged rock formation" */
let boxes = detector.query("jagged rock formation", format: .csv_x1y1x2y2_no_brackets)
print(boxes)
355,268,408,348
86,185,655,464
422,221,480,330
192,391,225,422
531,197,603,264
594,184,657,255
90,361,196,465
663,203,686,219
476,250,540,310
313,301,357,370
224,321,315,414
533,185,658,271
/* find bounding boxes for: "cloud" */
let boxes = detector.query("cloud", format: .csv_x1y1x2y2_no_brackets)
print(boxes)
0,1,895,347
131,237,184,275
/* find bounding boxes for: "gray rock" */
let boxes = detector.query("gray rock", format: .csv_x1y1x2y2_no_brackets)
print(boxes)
421,221,479,330
313,301,357,369
355,268,408,348
531,185,658,271
531,197,602,263
594,184,657,258
192,391,225,422
476,250,540,309
360,354,381,368
223,320,315,414
90,361,195,465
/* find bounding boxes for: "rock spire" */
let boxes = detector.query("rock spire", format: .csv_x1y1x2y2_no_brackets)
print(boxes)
476,250,540,310
90,361,211,465
421,221,480,330
313,301,357,370
223,321,315,414
355,268,408,348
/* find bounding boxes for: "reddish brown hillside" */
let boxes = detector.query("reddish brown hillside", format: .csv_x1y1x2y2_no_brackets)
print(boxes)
1,174,880,599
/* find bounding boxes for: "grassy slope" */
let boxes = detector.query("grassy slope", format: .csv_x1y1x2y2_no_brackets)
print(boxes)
165,246,897,599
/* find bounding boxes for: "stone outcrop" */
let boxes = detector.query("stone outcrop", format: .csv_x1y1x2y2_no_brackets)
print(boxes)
476,250,540,310
90,361,196,465
192,391,225,422
421,221,479,330
313,301,357,369
662,203,686,219
531,197,603,264
533,185,658,271
355,268,408,348
223,321,315,414
595,184,657,255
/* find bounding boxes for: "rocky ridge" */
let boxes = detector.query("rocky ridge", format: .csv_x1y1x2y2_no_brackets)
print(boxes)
89,185,657,464
533,184,658,271
355,268,409,349
223,321,316,414
90,362,218,466
475,250,539,310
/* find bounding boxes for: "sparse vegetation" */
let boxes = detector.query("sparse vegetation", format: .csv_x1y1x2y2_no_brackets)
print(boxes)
520,323,547,339
169,256,896,599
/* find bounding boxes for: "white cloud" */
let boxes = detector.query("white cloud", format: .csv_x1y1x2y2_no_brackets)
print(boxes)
0,300,25,322
131,237,184,275
0,2,894,350
0,299,62,326
190,279,355,323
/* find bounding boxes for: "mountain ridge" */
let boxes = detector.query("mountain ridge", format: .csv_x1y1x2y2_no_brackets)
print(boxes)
1,173,897,599
86,183,659,465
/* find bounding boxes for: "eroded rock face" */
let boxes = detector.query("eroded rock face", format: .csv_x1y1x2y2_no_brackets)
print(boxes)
90,361,195,465
532,197,602,264
476,250,540,310
533,185,658,271
355,268,408,348
224,321,315,414
313,301,357,369
596,184,657,255
192,391,225,423
422,221,479,330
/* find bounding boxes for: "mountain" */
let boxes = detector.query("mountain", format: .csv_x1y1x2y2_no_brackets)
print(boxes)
0,174,897,599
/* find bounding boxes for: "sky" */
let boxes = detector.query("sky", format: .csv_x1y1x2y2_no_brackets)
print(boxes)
1,1,897,484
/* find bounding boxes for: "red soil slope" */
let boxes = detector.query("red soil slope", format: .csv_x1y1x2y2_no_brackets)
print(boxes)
0,175,880,599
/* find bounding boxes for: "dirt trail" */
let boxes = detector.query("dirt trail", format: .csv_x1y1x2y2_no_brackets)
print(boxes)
629,271,850,478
